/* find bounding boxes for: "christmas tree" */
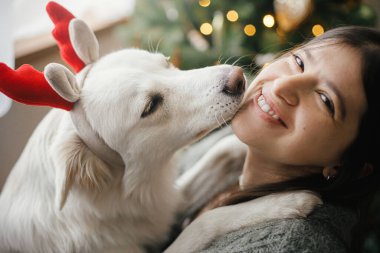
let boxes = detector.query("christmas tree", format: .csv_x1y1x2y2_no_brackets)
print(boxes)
118,0,377,74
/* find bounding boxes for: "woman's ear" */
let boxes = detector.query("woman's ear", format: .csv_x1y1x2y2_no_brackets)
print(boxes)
322,165,340,181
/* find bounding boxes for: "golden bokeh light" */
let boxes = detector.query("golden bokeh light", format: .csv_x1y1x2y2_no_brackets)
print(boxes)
226,10,239,22
200,22,213,35
244,24,256,36
312,24,324,37
263,14,275,28
199,0,211,7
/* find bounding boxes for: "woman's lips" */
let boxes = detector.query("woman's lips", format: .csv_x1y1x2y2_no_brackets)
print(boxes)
252,92,288,128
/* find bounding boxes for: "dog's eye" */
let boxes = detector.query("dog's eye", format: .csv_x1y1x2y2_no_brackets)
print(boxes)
141,94,163,118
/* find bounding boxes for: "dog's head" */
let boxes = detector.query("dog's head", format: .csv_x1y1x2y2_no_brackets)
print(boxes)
77,49,246,204
83,49,245,159
0,2,246,209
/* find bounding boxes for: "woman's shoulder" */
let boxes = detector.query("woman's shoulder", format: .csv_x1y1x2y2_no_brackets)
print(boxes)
200,203,358,253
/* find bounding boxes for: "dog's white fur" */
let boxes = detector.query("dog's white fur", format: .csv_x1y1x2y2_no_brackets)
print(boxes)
0,49,245,253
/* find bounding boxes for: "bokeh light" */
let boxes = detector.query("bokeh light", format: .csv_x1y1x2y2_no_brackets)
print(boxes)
263,14,275,28
199,0,211,8
200,22,213,35
226,10,239,22
244,24,256,36
312,24,324,36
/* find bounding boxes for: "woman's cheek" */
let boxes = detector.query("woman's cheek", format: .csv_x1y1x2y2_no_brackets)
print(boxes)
231,113,249,142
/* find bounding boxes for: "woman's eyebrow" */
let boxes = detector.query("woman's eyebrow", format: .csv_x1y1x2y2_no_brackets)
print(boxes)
303,48,315,64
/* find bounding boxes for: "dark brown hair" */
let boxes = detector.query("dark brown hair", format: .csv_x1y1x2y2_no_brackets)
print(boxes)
214,26,380,251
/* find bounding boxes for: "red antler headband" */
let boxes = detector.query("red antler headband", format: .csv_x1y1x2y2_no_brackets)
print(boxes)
0,63,74,110
46,1,86,73
0,1,123,171
0,1,85,111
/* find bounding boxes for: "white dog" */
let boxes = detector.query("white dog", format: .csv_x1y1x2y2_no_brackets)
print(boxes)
0,2,246,253
0,2,321,253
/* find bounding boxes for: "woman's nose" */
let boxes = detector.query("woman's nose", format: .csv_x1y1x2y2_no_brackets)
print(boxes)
271,74,318,106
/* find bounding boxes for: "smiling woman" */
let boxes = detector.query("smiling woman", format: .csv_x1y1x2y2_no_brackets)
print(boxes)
234,43,366,180
167,26,380,253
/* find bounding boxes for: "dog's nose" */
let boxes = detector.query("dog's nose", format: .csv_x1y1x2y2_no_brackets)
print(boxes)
223,67,246,96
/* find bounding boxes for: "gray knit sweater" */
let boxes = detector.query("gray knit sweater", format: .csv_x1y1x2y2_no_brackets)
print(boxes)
198,203,357,253
167,130,358,252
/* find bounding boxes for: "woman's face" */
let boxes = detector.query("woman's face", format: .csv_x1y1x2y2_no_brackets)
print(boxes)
232,43,367,167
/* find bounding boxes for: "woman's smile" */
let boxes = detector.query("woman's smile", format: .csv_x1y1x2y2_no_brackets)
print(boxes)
250,90,288,128
258,95,280,120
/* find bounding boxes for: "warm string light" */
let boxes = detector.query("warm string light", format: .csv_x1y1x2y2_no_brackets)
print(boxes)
196,0,326,39
244,24,256,36
263,14,275,28
199,0,211,8
200,22,213,35
312,24,324,36
226,10,238,22
196,4,329,47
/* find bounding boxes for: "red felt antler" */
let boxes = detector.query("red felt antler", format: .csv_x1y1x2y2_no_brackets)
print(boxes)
46,1,85,73
0,63,74,110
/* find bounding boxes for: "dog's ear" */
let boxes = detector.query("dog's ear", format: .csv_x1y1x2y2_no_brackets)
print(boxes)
54,133,114,210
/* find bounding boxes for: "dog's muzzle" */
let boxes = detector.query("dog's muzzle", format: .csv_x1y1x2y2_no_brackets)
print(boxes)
222,67,246,96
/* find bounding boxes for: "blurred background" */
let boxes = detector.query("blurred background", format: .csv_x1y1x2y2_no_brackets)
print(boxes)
0,0,379,252
120,0,379,71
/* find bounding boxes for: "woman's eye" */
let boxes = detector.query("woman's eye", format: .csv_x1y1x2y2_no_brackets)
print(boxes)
141,94,163,118
293,54,304,72
319,93,335,116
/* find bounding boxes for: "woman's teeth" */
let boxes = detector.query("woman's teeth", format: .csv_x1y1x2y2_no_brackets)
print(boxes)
258,95,280,120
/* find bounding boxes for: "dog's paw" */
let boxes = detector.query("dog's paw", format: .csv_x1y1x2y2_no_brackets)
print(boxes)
256,190,323,219
285,190,323,218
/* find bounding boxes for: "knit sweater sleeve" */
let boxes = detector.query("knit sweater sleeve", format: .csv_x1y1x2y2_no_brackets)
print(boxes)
197,202,358,253
199,216,348,253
